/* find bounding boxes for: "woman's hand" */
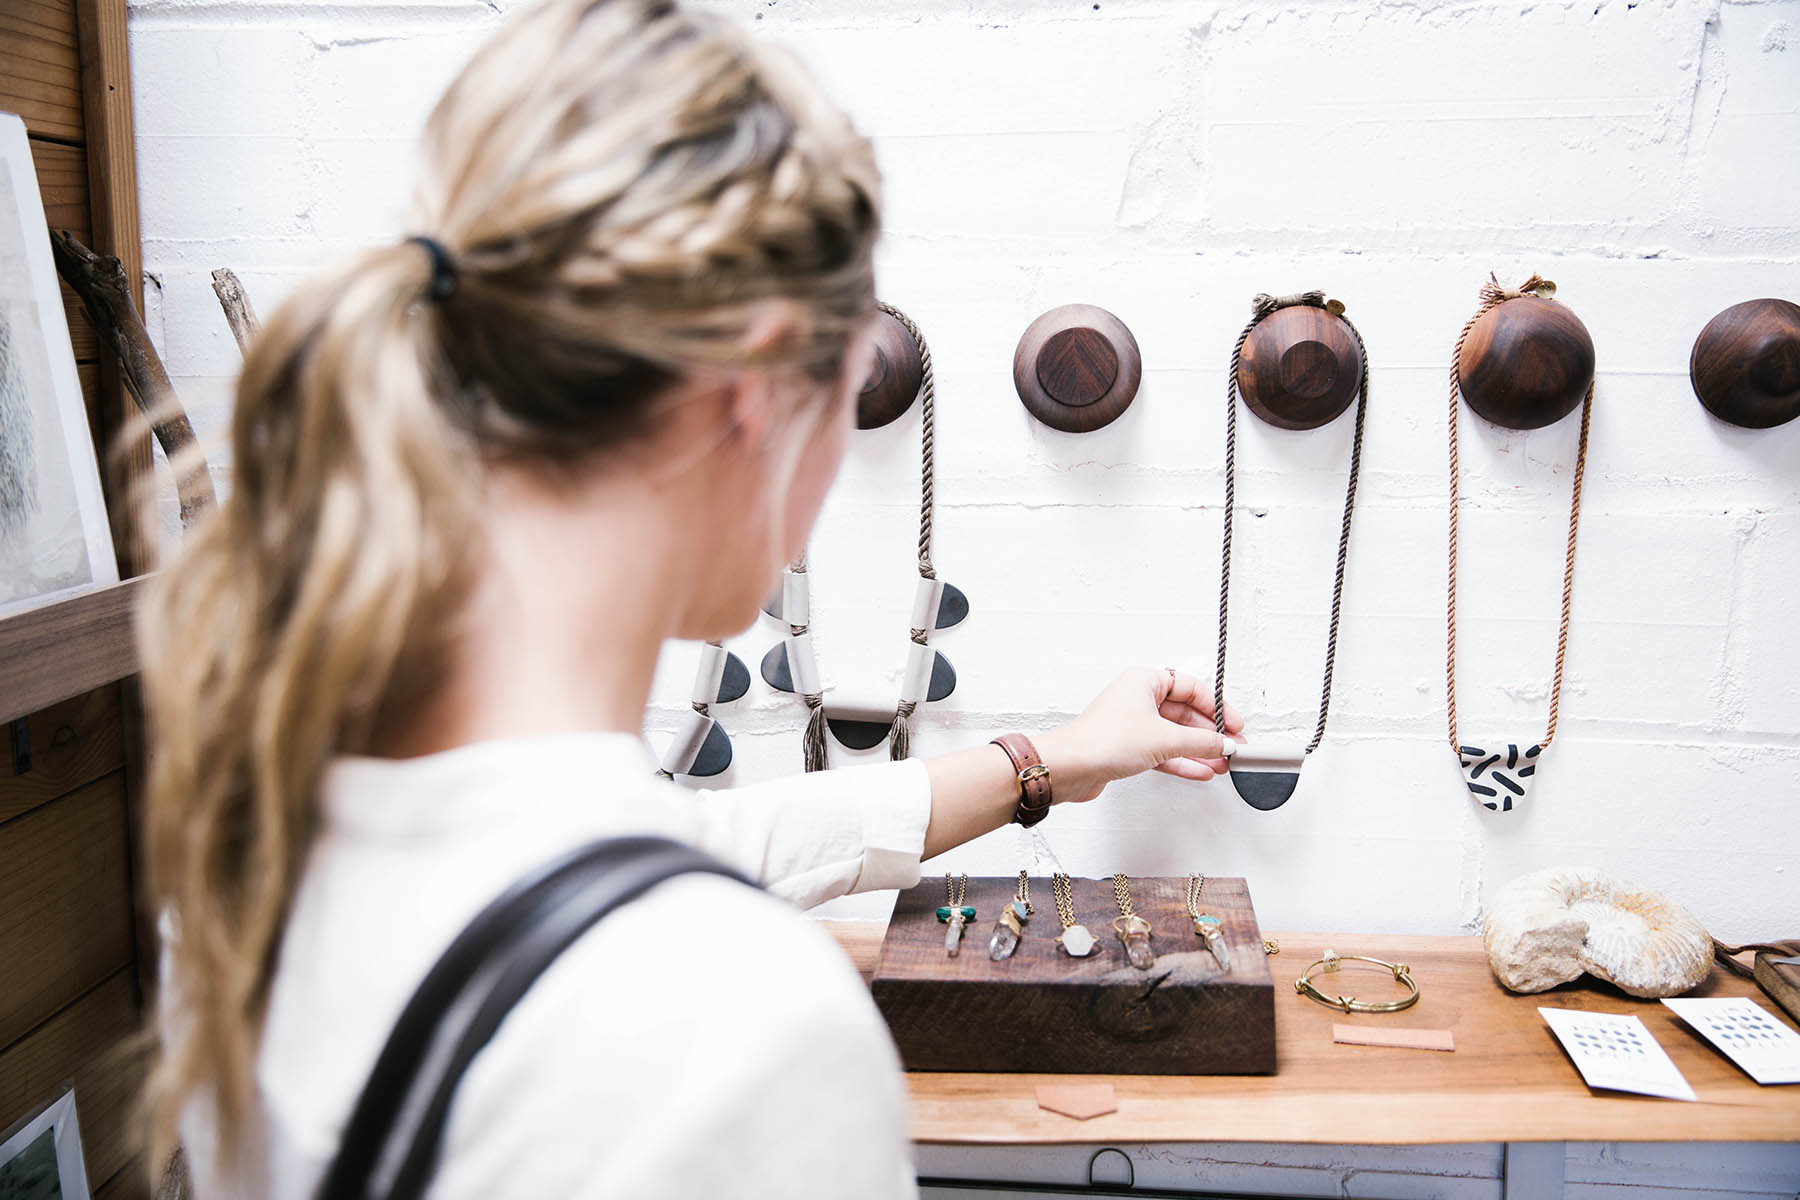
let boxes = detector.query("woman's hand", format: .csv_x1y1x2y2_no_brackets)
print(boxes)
1035,667,1244,805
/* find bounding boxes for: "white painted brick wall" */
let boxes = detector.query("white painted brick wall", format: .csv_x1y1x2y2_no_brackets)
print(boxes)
128,0,1800,952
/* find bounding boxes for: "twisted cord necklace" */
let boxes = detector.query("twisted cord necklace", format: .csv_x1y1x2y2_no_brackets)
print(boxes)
1447,274,1592,812
765,301,960,770
1213,290,1370,810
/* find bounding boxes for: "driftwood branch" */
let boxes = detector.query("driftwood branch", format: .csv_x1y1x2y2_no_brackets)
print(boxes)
210,268,262,358
49,228,216,527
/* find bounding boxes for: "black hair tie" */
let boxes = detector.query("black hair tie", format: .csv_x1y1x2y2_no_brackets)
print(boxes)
406,235,459,302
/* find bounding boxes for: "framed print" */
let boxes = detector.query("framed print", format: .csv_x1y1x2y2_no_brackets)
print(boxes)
0,1086,90,1200
0,111,118,617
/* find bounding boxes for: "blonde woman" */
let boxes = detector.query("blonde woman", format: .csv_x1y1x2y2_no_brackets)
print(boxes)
139,0,1240,1195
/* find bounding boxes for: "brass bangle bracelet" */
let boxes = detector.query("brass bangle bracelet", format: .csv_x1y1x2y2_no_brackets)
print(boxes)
1294,950,1419,1014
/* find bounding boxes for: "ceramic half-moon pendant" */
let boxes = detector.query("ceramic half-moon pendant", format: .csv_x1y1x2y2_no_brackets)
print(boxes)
688,718,733,777
1223,740,1307,811
1458,742,1541,813
1690,298,1800,429
818,653,957,749
761,641,795,692
658,641,747,778
717,649,750,703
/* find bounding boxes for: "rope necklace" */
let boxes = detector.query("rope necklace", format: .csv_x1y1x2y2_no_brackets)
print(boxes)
1213,291,1370,810
763,301,960,771
1447,275,1592,812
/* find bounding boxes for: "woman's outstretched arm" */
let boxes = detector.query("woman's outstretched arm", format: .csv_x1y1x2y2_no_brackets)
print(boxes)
922,666,1241,860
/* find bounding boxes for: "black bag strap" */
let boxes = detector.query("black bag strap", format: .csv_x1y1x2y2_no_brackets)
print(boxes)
317,835,753,1200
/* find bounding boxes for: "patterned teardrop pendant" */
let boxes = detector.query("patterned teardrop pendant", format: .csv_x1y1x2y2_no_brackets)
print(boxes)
1458,742,1541,812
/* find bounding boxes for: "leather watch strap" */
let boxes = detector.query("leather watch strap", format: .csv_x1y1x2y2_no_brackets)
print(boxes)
992,733,1052,827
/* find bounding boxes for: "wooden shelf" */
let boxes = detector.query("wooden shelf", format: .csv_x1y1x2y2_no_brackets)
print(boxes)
0,576,146,725
823,923,1800,1146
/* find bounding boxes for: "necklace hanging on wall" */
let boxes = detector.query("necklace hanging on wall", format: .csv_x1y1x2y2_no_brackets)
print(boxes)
761,301,967,770
1214,291,1370,811
655,640,751,780
1447,274,1594,812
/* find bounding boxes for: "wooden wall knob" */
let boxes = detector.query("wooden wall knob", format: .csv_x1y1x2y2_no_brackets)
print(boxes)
1690,298,1800,429
1236,305,1363,430
1013,303,1142,433
857,308,924,430
1456,296,1595,430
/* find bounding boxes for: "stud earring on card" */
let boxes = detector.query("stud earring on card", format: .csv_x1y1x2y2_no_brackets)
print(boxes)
1214,291,1371,810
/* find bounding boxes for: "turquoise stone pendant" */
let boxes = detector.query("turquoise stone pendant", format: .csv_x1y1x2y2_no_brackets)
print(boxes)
1192,913,1232,971
988,899,1029,961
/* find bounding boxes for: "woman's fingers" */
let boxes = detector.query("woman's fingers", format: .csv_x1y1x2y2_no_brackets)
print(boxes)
1155,757,1217,782
1157,668,1246,734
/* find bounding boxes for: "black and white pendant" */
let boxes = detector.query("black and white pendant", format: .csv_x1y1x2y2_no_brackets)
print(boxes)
657,640,749,780
1223,740,1309,811
1457,742,1542,813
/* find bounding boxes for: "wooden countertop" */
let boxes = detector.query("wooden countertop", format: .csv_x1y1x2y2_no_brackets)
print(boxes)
824,923,1800,1146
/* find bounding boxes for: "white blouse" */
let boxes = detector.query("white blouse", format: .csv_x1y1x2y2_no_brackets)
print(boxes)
178,732,932,1199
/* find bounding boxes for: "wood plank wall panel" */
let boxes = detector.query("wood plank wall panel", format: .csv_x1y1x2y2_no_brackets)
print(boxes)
0,1,83,142
76,0,150,572
0,683,123,823
30,136,101,361
31,136,89,238
2,3,152,1185
0,772,135,1052
0,970,143,1192
95,1159,150,1200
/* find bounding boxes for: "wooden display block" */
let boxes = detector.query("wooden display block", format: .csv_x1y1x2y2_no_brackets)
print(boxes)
871,876,1275,1075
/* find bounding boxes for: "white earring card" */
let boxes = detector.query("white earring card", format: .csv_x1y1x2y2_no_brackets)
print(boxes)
1538,1007,1696,1101
1662,997,1800,1085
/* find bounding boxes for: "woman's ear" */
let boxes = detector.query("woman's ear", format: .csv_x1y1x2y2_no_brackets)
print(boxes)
725,368,774,449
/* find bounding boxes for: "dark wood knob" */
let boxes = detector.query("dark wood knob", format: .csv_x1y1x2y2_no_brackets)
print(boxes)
1236,305,1363,430
1456,296,1595,430
1013,304,1142,433
857,308,924,430
1690,298,1800,429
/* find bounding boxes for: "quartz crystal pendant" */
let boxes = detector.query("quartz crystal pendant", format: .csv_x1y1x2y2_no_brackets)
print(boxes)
1115,915,1155,970
1060,924,1099,958
1192,914,1232,971
944,909,966,957
937,905,974,957
988,902,1027,962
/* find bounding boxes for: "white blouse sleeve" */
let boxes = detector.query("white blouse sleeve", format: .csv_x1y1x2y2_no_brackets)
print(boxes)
684,758,932,909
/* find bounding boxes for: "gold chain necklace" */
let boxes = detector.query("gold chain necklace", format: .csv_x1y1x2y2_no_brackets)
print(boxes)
1050,873,1098,958
1184,873,1231,971
1111,873,1155,970
936,873,973,957
988,870,1033,962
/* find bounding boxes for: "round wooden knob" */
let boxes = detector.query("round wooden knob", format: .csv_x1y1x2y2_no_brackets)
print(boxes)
1690,298,1800,429
1236,305,1364,430
1013,304,1142,433
856,309,925,430
1456,296,1595,430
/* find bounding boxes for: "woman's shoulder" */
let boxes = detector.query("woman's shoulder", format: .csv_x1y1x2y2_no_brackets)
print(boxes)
430,876,912,1198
